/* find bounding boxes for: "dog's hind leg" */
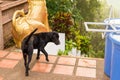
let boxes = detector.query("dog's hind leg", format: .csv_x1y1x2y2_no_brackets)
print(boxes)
25,49,33,76
25,54,32,76
23,53,29,76
23,53,27,68
41,48,49,62
36,48,40,60
22,53,29,76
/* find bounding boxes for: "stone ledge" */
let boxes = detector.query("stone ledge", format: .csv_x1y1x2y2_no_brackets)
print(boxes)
0,0,27,11
0,0,28,49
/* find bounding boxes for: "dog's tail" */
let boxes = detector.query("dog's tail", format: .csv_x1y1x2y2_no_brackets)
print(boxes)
25,28,38,43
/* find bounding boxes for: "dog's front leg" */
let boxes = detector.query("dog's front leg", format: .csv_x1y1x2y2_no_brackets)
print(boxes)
36,48,40,60
41,48,49,62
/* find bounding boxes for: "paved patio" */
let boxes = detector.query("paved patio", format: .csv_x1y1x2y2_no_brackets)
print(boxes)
0,49,109,80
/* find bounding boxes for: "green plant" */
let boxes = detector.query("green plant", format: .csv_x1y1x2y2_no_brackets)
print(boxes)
46,0,105,58
85,45,104,58
88,49,104,58
57,49,69,56
80,36,90,55
66,39,76,51
73,30,81,50
46,0,77,18
58,39,77,56
58,50,64,56
50,12,74,39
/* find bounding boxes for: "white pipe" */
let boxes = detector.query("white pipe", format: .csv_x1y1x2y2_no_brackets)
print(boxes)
86,29,119,32
84,6,120,39
102,6,113,38
84,22,120,32
84,22,120,25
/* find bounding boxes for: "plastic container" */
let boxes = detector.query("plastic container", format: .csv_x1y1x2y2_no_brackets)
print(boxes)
104,34,112,77
109,33,120,80
104,18,120,77
104,18,120,30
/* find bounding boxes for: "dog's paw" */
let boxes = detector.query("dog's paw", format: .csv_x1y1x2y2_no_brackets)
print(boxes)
25,73,29,76
28,67,30,70
46,58,49,62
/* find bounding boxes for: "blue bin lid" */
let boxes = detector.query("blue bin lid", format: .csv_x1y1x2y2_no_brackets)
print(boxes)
104,18,120,29
109,33,120,45
104,18,120,23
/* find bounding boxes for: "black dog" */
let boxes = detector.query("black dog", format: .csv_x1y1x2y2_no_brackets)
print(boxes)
21,28,60,76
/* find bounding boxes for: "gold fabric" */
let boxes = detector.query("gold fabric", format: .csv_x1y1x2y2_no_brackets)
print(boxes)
12,0,51,48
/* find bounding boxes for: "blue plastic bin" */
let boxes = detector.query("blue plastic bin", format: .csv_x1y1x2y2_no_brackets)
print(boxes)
104,18,120,30
109,33,120,80
104,18,120,77
104,34,112,77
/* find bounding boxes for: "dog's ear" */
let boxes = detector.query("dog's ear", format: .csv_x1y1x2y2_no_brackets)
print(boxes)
51,31,56,33
52,32,59,38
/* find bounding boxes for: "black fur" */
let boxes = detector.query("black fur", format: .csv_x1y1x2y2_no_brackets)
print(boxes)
21,28,60,76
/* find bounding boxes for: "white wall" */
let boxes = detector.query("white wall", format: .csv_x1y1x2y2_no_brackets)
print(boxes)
33,33,65,55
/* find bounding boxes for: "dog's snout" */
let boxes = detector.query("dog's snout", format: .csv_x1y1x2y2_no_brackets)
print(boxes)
58,41,60,45
55,40,60,45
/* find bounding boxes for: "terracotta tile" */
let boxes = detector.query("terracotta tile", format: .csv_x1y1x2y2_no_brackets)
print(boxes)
53,65,74,75
38,55,57,63
76,67,96,78
0,59,19,69
0,76,3,80
31,63,53,73
0,50,9,58
6,52,23,60
78,59,96,68
57,57,76,65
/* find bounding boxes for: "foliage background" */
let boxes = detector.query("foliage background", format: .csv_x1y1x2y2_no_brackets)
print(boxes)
46,0,110,58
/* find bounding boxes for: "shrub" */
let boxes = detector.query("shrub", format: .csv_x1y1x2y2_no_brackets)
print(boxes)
79,36,90,55
50,12,74,39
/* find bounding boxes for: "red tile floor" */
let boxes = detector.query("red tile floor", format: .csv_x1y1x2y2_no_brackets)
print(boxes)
0,50,109,80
